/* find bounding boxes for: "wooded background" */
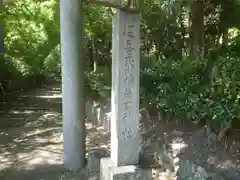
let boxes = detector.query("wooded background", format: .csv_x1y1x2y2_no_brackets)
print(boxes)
1,0,240,136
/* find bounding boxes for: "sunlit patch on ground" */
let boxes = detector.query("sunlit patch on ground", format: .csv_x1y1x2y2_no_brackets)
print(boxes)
1,84,240,180
19,94,62,99
0,84,64,180
0,84,110,180
10,110,35,114
171,141,188,153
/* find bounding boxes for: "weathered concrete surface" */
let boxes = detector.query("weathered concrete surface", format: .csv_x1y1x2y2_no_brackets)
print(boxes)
100,158,152,180
60,0,86,170
87,148,109,172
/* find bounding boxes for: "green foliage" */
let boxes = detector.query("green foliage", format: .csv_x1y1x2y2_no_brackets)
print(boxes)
2,0,240,129
2,0,60,84
85,67,111,99
88,53,240,129
140,54,240,128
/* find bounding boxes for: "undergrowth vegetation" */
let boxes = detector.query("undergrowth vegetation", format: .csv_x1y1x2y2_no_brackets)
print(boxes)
87,52,240,132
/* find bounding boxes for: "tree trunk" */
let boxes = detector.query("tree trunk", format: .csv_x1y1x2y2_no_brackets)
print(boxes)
92,37,97,72
0,0,4,54
222,28,229,47
0,0,6,93
189,0,205,60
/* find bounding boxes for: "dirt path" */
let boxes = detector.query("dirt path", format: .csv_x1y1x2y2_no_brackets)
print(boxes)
0,84,64,180
0,84,239,180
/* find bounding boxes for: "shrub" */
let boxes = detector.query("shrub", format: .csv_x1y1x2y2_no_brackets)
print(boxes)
87,54,240,132
141,55,240,130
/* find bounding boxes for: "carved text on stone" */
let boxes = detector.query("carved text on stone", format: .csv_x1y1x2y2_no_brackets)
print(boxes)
120,22,136,140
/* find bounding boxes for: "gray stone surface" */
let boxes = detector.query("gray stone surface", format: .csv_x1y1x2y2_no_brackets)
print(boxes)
86,100,96,122
103,112,111,132
96,107,104,125
111,9,141,166
139,141,174,171
87,149,109,172
100,158,152,180
177,160,208,180
60,0,85,169
93,98,111,127
100,8,151,180
93,101,100,120
103,98,111,112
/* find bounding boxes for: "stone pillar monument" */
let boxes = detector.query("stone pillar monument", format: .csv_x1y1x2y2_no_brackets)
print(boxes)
100,9,151,180
60,0,86,170
111,9,140,166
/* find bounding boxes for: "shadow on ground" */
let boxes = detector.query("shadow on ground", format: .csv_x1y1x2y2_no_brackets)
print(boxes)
1,164,64,180
140,116,240,180
1,83,239,180
0,84,62,129
0,84,64,180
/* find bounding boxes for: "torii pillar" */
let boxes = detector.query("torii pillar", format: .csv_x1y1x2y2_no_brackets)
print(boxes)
60,0,86,170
